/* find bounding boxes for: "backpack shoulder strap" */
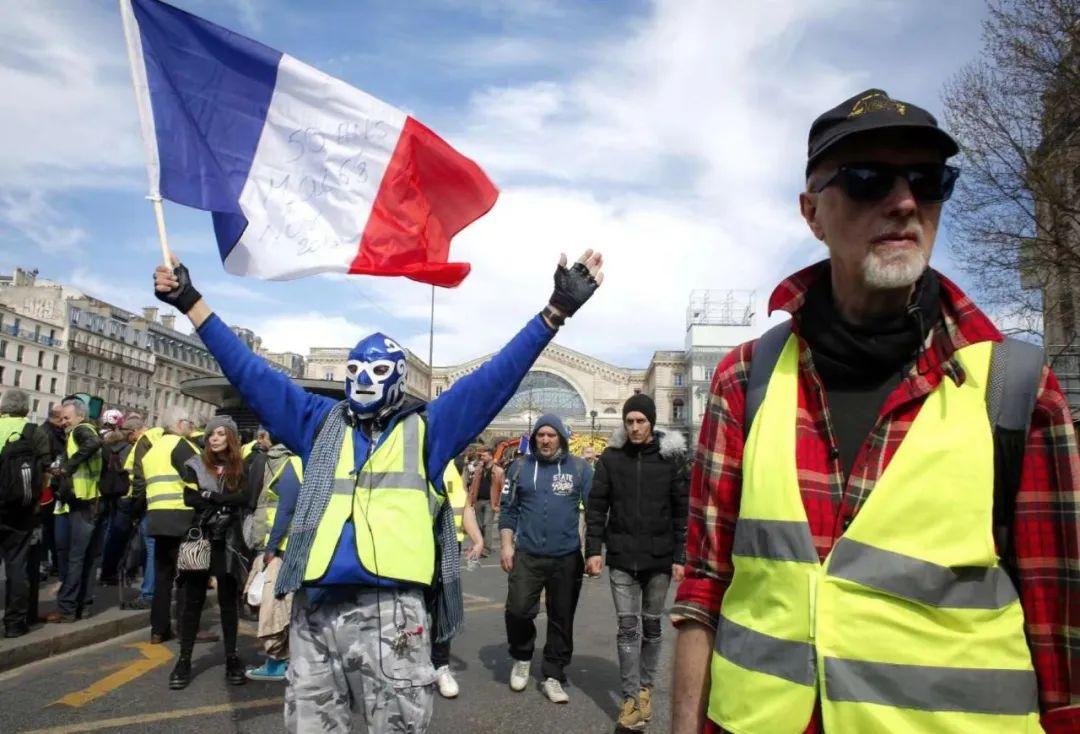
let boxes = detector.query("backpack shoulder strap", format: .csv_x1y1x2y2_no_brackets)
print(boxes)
987,337,1044,433
987,337,1044,572
744,321,793,437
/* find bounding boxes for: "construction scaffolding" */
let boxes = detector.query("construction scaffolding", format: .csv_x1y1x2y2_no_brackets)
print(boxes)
687,290,755,328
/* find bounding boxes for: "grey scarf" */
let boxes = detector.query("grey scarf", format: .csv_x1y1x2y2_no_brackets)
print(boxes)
275,402,463,642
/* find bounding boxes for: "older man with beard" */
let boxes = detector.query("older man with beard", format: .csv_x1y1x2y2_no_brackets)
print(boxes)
671,89,1080,734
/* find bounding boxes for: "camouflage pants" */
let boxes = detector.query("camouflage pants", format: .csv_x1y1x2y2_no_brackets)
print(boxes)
285,588,436,733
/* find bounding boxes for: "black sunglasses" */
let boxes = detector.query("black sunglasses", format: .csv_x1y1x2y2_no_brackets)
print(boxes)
811,162,960,203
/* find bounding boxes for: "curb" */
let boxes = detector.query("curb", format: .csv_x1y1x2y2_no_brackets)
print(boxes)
0,597,228,674
0,607,151,673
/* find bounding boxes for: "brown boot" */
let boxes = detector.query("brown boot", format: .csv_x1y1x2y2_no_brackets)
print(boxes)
638,687,652,721
617,696,645,731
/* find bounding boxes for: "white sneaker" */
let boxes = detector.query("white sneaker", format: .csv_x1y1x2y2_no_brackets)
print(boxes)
435,666,459,698
541,677,569,704
509,660,531,691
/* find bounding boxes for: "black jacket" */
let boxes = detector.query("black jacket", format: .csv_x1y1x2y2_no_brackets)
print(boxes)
585,428,689,572
134,433,199,537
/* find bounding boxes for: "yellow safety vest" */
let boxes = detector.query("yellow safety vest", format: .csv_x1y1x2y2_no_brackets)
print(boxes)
123,427,165,473
0,416,27,446
443,462,466,544
708,337,1041,734
66,422,102,502
264,455,302,551
241,440,256,460
142,433,196,512
303,414,442,586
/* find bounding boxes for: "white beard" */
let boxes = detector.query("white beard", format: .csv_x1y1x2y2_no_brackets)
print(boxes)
862,247,928,290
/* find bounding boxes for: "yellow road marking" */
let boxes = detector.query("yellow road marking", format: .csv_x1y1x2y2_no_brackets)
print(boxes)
25,697,281,734
51,643,174,708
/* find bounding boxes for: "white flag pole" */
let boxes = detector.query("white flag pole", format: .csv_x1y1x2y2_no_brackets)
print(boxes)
428,285,436,400
119,0,172,267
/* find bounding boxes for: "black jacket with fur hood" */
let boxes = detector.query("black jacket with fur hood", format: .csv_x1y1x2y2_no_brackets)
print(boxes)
585,427,689,572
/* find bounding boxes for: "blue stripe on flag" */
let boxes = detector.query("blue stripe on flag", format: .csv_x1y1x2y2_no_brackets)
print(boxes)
132,0,281,259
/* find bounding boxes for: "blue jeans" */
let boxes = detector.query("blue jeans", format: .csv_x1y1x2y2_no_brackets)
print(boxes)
54,512,71,586
609,567,671,700
139,517,155,600
99,500,134,581
56,503,106,618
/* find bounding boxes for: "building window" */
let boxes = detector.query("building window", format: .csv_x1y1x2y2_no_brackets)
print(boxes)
16,345,23,362
673,398,686,421
52,354,58,370
324,371,335,380
0,340,5,358
435,386,444,396
604,407,617,414
704,367,714,381
50,377,57,393
0,367,4,384
37,351,44,367
32,399,38,413
35,374,42,391
673,372,684,387
14,369,21,387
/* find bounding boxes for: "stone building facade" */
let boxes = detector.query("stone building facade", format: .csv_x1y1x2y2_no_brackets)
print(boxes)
0,303,69,423
143,307,220,426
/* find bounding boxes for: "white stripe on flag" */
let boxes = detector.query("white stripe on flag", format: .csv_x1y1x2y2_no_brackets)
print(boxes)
119,0,161,199
227,54,408,280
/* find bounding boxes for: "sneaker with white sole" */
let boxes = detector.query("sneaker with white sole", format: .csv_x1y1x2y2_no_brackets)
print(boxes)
541,677,569,704
435,666,459,698
509,660,531,691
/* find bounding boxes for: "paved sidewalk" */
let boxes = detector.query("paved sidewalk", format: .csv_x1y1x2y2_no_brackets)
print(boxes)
0,575,224,673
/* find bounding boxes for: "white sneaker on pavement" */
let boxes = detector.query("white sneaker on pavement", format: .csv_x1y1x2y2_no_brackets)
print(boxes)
509,660,531,691
541,677,569,704
435,666,459,698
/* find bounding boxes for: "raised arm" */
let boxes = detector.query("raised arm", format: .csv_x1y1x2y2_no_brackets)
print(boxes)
423,250,604,478
153,257,333,457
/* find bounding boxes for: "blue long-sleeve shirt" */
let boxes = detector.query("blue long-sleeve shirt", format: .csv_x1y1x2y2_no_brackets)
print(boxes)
266,458,300,553
196,311,556,585
196,312,555,482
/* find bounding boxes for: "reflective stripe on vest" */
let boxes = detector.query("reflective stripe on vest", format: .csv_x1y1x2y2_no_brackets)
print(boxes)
708,336,1041,734
443,462,466,544
264,454,302,551
303,414,441,586
142,434,195,512
66,423,101,501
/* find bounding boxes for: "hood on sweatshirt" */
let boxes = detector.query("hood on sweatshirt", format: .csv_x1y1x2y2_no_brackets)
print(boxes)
529,413,570,458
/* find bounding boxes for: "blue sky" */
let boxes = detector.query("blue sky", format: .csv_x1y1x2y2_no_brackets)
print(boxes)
0,0,990,366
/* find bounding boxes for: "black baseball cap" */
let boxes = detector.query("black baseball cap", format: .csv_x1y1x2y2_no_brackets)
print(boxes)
806,89,959,176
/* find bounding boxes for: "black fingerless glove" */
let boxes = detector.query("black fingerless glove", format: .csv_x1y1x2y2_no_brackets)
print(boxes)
154,263,202,314
548,261,599,319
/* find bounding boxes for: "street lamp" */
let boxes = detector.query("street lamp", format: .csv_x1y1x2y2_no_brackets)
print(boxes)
590,409,597,439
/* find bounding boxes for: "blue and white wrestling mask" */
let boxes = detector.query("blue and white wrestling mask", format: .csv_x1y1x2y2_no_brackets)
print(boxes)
345,333,408,419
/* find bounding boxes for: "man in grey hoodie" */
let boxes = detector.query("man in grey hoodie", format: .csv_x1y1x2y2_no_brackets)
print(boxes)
498,414,592,704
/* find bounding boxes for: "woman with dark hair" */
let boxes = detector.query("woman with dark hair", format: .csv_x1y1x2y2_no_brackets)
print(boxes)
168,415,251,690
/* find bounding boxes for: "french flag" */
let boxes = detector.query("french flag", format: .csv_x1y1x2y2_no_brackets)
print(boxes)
120,0,496,287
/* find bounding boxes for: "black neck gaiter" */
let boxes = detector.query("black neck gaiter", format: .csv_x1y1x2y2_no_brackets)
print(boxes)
798,266,941,388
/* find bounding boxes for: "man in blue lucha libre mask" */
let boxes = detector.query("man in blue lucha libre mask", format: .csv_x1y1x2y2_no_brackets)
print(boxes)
154,250,603,733
344,333,410,421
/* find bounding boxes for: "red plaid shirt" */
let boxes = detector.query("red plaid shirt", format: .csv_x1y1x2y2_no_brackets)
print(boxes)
672,262,1080,734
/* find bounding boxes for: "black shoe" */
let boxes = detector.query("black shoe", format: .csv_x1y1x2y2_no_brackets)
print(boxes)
150,630,173,644
4,626,29,639
169,655,192,690
225,654,246,686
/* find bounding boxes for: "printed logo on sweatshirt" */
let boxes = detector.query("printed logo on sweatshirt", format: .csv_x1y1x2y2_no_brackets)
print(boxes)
551,473,576,496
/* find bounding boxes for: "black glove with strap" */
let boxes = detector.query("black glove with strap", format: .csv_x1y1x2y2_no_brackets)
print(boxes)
548,261,599,321
154,262,203,314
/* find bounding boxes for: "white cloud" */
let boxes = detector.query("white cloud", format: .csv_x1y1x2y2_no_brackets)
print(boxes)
0,2,143,190
243,312,376,355
0,189,87,253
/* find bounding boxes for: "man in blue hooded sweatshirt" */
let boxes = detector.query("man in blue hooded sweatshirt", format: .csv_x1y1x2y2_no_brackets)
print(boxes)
499,414,593,704
153,251,602,734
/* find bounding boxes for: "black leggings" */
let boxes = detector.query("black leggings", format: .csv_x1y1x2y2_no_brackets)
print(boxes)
178,569,239,657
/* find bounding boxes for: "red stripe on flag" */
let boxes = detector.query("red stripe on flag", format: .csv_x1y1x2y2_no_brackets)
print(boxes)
350,116,498,288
